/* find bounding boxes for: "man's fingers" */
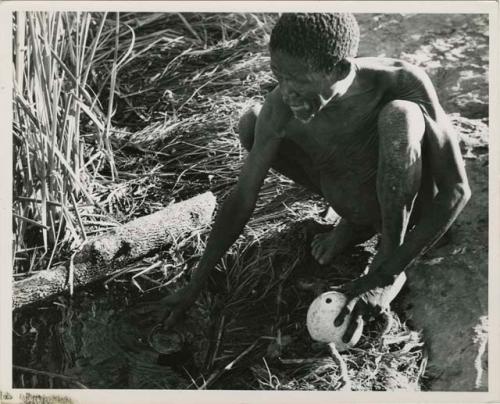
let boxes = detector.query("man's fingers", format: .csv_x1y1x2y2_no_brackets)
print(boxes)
332,282,358,297
330,284,347,294
311,243,319,256
131,303,154,315
159,293,182,306
160,300,182,324
133,291,179,310
334,297,358,327
342,304,364,343
163,308,184,330
334,307,349,327
130,301,165,322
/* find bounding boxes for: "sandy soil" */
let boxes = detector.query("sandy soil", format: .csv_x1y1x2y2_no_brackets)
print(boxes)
357,13,488,118
356,13,489,390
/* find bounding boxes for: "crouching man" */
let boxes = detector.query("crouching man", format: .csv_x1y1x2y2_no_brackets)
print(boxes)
147,13,470,343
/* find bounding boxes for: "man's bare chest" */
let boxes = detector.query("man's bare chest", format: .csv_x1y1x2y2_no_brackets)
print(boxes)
284,98,383,176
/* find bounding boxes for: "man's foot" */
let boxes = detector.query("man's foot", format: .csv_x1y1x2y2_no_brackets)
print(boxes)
311,219,375,265
311,229,349,265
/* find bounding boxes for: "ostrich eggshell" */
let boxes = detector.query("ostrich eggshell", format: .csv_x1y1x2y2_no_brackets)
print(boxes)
306,291,363,352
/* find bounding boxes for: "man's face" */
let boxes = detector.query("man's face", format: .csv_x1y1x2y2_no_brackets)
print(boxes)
270,50,340,123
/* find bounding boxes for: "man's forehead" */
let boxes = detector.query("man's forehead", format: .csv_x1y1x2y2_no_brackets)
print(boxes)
270,50,326,77
271,50,311,68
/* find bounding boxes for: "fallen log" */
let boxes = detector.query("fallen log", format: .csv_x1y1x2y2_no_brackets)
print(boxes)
13,191,216,310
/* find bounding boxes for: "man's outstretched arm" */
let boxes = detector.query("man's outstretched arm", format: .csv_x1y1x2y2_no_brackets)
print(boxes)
161,90,292,327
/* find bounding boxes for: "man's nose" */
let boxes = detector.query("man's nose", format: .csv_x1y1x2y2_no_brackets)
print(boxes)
280,80,300,103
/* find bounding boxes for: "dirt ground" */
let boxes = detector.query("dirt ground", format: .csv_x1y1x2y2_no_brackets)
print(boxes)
356,13,489,391
357,13,488,118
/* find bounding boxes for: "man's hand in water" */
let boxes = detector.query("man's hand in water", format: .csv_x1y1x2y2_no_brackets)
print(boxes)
132,285,200,329
332,270,406,343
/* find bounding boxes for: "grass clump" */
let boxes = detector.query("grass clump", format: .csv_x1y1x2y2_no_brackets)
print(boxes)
12,11,132,275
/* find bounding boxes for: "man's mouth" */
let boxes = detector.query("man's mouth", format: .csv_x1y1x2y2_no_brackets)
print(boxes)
289,102,308,112
289,102,314,123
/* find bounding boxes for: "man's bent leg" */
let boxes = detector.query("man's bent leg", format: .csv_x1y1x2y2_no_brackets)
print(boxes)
370,100,425,299
376,100,425,258
239,106,376,265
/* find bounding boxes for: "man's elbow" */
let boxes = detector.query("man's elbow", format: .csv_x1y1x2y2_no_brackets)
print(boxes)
455,181,472,207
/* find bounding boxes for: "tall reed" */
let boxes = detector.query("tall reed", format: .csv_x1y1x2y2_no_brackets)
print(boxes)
13,12,130,273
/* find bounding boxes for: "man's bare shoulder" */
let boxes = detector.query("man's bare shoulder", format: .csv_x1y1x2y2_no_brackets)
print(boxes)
354,57,440,108
257,86,293,138
355,57,430,84
262,86,284,111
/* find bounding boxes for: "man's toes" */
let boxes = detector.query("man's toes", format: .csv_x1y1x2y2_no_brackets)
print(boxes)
312,245,321,260
312,244,326,262
311,232,340,265
319,248,337,265
314,232,328,241
312,238,325,254
311,240,318,252
317,255,328,265
312,234,323,246
316,249,329,265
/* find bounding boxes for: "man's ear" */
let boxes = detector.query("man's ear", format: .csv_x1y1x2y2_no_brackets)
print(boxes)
334,59,351,81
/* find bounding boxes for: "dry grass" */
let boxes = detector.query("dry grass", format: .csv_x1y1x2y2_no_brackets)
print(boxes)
13,12,426,391
12,12,131,274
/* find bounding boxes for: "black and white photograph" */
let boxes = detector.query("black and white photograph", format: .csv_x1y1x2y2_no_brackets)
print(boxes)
1,2,498,402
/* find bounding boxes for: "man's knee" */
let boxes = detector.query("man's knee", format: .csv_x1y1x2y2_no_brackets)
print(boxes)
238,104,261,152
378,100,425,158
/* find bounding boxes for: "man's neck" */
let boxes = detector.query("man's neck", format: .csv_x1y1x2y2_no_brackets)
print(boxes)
323,61,359,109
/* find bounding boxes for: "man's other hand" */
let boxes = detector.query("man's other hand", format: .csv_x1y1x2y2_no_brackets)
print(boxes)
332,271,406,343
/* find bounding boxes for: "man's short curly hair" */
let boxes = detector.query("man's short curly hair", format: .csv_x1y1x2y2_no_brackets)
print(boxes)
270,13,360,73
